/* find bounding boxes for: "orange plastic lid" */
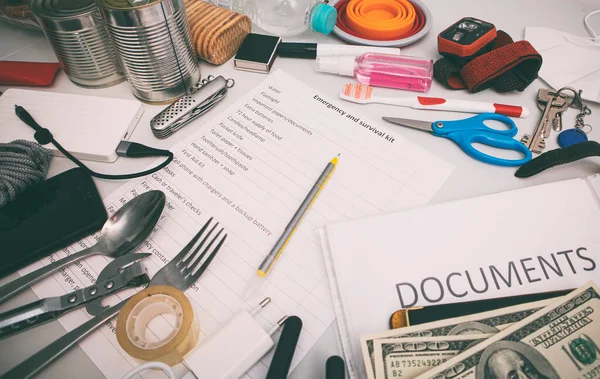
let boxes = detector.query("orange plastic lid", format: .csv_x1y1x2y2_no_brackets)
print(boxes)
343,0,416,40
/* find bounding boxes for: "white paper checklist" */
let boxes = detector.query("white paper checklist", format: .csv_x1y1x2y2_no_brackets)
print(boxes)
17,70,453,378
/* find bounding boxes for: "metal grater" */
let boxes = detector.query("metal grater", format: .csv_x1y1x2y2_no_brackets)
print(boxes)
150,75,234,139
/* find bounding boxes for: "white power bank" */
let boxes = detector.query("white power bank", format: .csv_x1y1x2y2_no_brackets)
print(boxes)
0,89,144,162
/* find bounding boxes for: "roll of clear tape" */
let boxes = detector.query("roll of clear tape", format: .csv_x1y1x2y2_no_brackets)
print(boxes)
116,285,199,366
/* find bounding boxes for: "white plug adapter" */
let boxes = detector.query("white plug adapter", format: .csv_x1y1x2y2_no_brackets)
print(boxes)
184,298,286,379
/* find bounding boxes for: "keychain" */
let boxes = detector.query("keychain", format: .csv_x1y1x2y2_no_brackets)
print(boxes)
556,87,593,148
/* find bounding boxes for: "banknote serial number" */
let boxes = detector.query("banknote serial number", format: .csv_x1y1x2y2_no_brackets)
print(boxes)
389,358,448,368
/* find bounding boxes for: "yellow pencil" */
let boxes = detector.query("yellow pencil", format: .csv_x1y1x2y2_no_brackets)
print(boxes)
257,155,338,277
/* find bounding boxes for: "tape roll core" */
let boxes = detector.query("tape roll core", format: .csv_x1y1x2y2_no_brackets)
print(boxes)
128,293,183,350
117,285,199,366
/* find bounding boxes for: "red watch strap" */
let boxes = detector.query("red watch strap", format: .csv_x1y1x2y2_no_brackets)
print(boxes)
460,41,542,93
433,31,541,93
0,61,61,86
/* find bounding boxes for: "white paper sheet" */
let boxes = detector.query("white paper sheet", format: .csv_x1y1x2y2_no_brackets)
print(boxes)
320,175,600,379
17,70,453,378
524,26,600,103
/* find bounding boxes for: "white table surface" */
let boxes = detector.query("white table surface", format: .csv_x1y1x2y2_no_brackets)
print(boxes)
1,1,599,378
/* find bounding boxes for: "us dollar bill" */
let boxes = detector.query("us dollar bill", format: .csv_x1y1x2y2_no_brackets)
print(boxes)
412,282,600,379
360,298,555,379
373,334,492,379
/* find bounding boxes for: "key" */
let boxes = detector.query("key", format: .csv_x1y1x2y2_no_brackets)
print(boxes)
536,89,570,138
544,97,571,137
523,92,566,153
537,89,574,135
538,99,563,133
543,98,570,138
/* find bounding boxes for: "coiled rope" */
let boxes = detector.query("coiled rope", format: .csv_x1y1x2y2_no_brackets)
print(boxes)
0,140,52,208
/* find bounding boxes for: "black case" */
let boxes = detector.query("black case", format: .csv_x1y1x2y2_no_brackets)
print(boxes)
404,289,572,326
0,168,107,278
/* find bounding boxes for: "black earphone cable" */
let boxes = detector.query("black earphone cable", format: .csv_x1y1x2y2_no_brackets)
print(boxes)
15,105,173,180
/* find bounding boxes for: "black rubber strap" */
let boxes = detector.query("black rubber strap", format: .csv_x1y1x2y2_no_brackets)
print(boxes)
515,141,600,178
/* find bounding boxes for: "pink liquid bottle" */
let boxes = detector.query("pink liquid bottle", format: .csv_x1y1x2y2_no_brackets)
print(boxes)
316,52,433,92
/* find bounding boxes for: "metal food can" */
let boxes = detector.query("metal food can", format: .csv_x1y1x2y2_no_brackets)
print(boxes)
30,0,125,88
95,0,200,103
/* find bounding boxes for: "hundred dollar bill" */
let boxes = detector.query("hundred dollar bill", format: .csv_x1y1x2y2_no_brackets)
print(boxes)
373,334,492,379
360,298,555,379
412,282,600,379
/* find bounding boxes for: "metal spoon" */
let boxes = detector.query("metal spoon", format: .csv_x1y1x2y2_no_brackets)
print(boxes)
0,190,166,305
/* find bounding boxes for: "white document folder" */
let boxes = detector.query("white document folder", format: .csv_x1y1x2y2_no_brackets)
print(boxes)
320,174,600,379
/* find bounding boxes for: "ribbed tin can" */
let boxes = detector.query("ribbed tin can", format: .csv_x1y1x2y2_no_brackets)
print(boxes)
30,0,125,88
95,0,200,103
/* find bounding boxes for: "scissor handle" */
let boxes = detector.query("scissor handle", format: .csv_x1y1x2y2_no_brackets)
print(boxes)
433,113,519,136
433,113,532,167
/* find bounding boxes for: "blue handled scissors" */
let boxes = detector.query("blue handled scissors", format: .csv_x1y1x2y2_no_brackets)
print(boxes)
383,113,532,167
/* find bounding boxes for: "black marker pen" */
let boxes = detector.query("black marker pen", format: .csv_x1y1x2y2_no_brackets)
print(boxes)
277,42,401,59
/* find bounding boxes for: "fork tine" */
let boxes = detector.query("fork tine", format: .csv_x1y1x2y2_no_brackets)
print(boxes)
182,222,219,267
187,227,223,272
189,232,227,281
176,217,213,264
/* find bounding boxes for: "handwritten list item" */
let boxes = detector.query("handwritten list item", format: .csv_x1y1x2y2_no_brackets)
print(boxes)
17,70,453,378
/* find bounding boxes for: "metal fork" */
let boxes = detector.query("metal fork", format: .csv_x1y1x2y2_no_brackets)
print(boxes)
2,217,227,379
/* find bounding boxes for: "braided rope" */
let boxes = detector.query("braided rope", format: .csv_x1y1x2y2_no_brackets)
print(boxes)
0,140,52,208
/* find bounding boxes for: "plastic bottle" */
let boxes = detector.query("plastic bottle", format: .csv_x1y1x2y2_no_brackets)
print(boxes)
316,52,434,92
206,0,337,37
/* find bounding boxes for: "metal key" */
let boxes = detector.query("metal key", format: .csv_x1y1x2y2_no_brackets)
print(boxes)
545,99,571,137
537,89,572,137
538,99,563,133
522,92,565,153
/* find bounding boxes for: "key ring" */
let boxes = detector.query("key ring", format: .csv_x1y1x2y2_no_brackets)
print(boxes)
556,87,593,134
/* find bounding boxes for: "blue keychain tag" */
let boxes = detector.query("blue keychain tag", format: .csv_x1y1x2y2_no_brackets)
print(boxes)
558,128,588,148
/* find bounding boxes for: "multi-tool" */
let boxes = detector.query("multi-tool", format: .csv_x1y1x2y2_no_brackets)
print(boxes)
0,254,150,340
151,75,235,139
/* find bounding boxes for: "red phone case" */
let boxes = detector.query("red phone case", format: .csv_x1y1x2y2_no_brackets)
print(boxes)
0,61,61,86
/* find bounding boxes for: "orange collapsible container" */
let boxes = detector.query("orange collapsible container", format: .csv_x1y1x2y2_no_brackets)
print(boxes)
344,0,417,40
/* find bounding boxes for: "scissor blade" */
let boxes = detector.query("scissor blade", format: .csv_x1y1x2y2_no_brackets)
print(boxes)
382,117,434,132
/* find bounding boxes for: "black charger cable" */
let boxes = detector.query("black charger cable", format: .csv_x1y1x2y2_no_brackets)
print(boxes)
266,316,303,379
15,105,173,180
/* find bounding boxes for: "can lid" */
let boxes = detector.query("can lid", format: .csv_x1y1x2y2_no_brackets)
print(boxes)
310,3,337,35
94,0,162,10
30,0,97,19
